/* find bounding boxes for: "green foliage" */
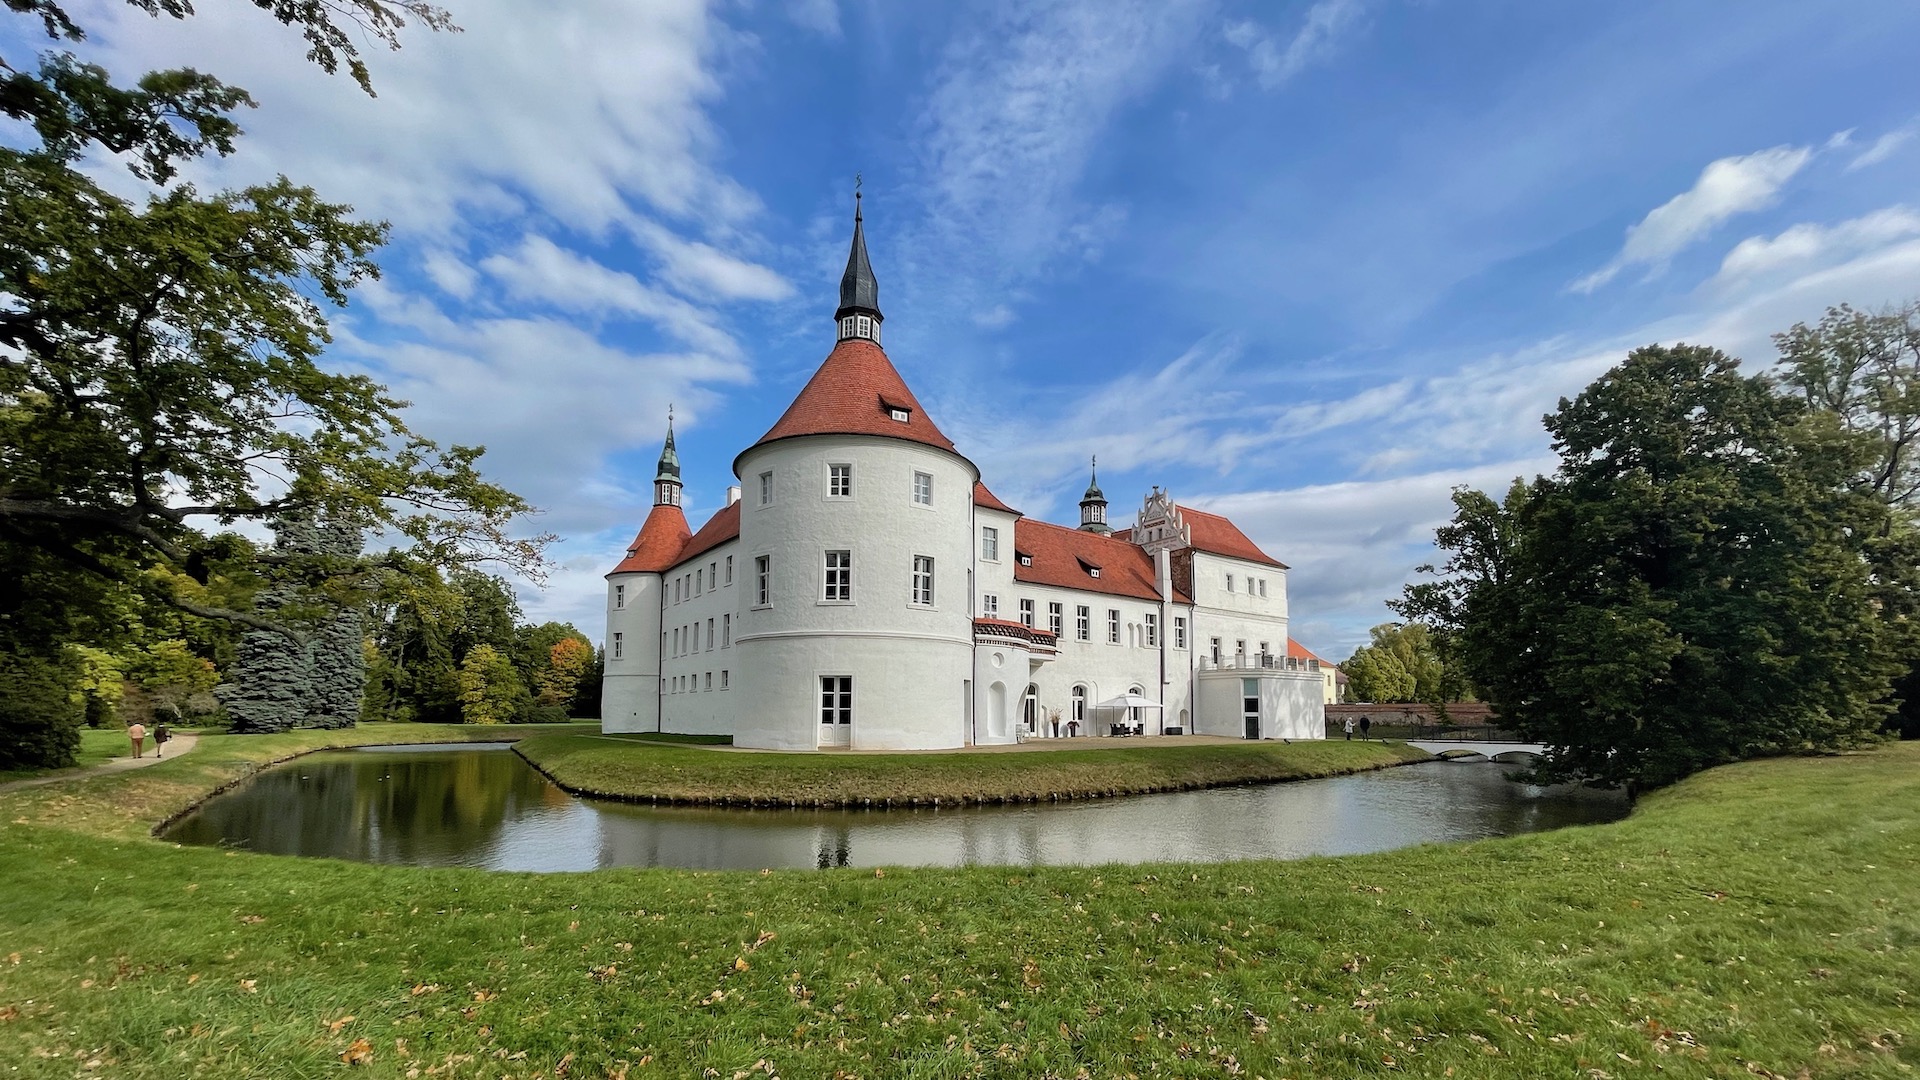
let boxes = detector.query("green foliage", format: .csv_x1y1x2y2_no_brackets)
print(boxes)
0,648,83,770
568,645,604,720
1341,623,1463,704
457,644,529,725
1400,343,1898,790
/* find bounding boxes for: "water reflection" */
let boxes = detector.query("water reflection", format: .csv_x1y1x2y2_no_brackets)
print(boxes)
165,745,1628,872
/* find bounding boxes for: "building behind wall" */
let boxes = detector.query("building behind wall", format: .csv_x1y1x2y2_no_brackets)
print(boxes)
603,197,1325,749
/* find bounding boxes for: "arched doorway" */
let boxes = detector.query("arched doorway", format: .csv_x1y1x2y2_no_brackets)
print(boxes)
1023,684,1039,735
1128,685,1145,733
1071,685,1087,738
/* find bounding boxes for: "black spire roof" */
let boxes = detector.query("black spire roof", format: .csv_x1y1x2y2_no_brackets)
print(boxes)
655,414,681,484
835,192,880,323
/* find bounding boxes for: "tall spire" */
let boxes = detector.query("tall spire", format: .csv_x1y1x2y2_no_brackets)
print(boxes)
653,407,682,508
1079,456,1110,534
835,183,882,342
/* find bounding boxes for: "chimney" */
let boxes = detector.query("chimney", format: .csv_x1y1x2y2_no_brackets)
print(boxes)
726,485,741,506
1155,547,1171,601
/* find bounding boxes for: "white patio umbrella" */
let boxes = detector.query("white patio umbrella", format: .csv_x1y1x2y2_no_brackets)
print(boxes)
1093,693,1164,710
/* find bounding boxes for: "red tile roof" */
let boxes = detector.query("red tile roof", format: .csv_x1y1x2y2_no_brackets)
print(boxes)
607,504,690,575
1012,519,1192,604
740,339,960,467
1287,639,1328,664
973,481,1020,515
1182,507,1288,568
673,501,741,568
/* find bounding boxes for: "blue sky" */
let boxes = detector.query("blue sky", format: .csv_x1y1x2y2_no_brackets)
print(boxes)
30,0,1920,658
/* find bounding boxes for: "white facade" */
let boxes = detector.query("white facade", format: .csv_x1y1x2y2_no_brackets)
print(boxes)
602,205,1324,750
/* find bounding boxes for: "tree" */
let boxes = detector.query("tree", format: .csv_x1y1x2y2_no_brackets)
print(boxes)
537,636,595,709
1,0,545,764
1342,622,1462,704
1773,302,1920,738
1398,344,1897,791
457,645,528,725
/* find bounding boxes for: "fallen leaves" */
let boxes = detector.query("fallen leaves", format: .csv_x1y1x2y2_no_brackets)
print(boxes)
409,983,441,997
340,1038,374,1066
326,1015,356,1035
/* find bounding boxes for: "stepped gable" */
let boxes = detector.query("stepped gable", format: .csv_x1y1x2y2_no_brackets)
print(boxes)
740,338,959,466
1180,507,1288,568
1012,518,1192,604
974,481,1020,515
673,501,741,568
608,504,690,575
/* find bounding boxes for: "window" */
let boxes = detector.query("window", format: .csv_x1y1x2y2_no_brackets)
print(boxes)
725,556,733,585
982,594,998,618
1075,605,1090,641
820,676,852,725
1258,640,1269,661
696,568,704,595
912,471,933,506
1174,616,1187,649
711,561,718,588
1211,637,1222,664
722,614,731,648
1225,573,1234,593
755,555,771,606
671,627,679,654
1018,553,1032,567
856,314,873,338
1145,612,1158,646
1019,598,1034,628
613,583,625,609
912,556,935,606
721,670,730,690
1236,640,1247,662
1259,579,1268,598
707,619,715,651
1072,685,1087,725
1089,567,1101,578
673,578,681,604
841,316,855,338
612,632,623,659
981,526,999,561
1107,609,1120,644
759,470,774,506
704,672,712,692
1048,602,1063,636
824,550,852,601
829,463,853,497
889,407,910,423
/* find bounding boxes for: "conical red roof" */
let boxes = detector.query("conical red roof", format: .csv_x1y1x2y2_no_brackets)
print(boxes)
738,339,959,469
607,503,691,576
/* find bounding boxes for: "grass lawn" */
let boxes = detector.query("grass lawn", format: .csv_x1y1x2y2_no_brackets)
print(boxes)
1,726,1915,1078
516,734,1430,806
0,725,151,783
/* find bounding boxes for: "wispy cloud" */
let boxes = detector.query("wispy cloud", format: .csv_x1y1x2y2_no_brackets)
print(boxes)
1224,0,1370,90
1848,125,1914,171
1571,144,1813,293
1710,205,1920,288
478,235,742,358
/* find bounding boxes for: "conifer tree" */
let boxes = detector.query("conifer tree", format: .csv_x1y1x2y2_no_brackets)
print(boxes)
305,518,366,729
217,516,320,733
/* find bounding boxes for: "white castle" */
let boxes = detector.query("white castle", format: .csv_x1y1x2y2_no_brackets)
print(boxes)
602,198,1327,750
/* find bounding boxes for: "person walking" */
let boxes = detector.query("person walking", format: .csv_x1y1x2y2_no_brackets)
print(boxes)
127,721,148,759
154,722,172,758
1359,716,1372,740
1342,717,1354,741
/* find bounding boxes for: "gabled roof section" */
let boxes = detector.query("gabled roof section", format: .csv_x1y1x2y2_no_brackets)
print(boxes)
740,339,959,467
673,501,742,568
1181,507,1288,568
1012,518,1191,604
608,504,690,576
1287,639,1327,664
974,481,1020,516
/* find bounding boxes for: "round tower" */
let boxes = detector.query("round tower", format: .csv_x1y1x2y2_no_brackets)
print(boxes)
732,193,978,750
601,420,690,733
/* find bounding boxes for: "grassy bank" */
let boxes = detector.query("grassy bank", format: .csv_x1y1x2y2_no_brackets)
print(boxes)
0,726,150,783
2,732,1916,1078
515,734,1431,806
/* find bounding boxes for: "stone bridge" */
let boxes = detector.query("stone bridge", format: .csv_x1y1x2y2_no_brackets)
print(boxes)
1406,740,1547,764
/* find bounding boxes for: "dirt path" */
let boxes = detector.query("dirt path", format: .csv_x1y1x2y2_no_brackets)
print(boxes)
0,732,202,795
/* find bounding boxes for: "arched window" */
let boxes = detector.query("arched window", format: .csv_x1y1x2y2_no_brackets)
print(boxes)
1023,684,1038,733
1128,685,1145,731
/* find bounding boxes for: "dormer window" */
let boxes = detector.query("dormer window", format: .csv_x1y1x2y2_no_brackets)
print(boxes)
1017,553,1033,567
890,408,909,423
1090,568,1101,578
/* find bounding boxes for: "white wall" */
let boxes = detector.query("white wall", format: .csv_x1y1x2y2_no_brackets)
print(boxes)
602,570,663,733
1188,552,1290,668
1007,581,1189,738
733,435,978,750
657,538,745,736
1195,669,1324,739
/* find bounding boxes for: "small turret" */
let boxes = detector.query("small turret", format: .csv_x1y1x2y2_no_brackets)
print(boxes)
654,410,682,508
834,188,882,344
1079,456,1110,535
